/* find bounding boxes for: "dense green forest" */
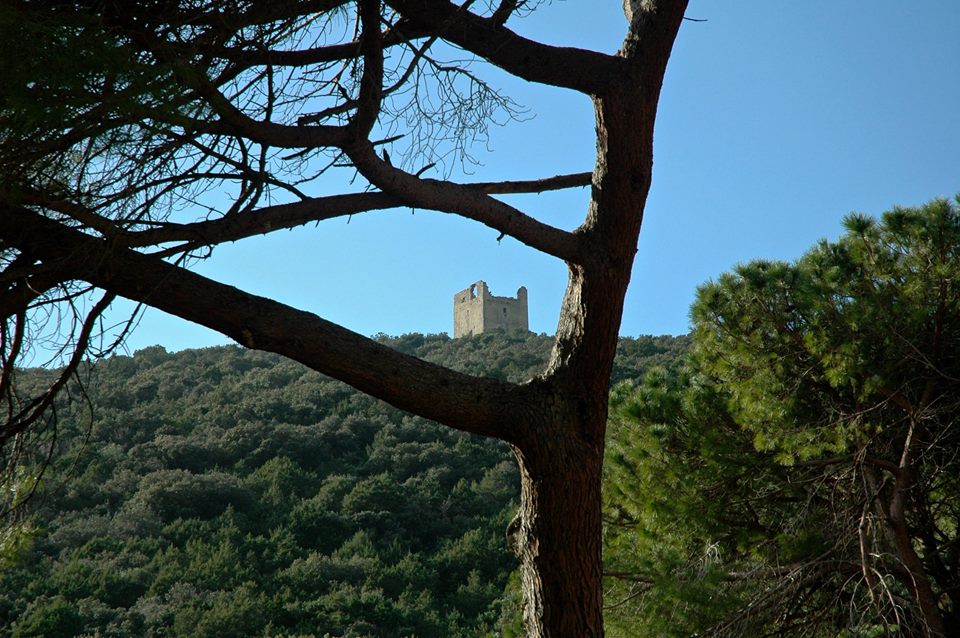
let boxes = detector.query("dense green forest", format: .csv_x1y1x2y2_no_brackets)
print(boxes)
0,332,685,638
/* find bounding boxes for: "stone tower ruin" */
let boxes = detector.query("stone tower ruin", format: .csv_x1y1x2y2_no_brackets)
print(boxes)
453,281,529,338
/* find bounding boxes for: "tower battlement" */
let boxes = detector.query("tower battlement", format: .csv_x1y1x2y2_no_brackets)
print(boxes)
453,281,528,338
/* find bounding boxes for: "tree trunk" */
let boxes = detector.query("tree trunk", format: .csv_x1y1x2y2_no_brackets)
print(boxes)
889,501,945,636
888,433,946,637
508,401,607,637
502,14,682,629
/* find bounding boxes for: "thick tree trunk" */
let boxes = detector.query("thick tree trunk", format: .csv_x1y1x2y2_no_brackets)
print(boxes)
504,9,684,631
509,403,607,637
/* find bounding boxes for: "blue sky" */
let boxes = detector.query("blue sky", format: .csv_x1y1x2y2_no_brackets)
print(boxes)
112,1,960,353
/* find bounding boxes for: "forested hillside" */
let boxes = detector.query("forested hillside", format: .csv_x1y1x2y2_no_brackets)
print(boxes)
0,332,686,638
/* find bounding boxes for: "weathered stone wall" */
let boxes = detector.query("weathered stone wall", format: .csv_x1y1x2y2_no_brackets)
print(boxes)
453,281,486,338
453,281,528,338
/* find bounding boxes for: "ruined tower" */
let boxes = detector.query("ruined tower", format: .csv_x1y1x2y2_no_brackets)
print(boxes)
453,281,529,338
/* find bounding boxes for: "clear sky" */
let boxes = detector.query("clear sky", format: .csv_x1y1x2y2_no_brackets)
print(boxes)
112,1,960,354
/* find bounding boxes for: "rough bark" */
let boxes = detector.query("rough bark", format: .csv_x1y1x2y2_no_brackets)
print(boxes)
503,374,608,637
505,4,685,633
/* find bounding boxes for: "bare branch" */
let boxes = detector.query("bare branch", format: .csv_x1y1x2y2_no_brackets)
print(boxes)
345,141,583,261
219,21,433,69
349,0,386,137
468,171,591,194
0,291,115,450
124,192,397,247
121,171,591,249
0,204,531,442
386,0,626,95
194,77,353,149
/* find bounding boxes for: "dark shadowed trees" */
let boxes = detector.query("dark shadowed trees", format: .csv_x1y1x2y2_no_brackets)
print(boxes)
0,1,689,635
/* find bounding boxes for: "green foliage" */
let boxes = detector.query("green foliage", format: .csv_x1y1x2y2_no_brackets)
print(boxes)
691,197,960,463
11,596,83,638
607,196,960,636
603,370,793,637
3,332,684,637
0,468,44,571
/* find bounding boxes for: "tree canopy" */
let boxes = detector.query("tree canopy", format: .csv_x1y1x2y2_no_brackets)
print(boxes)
605,196,960,636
